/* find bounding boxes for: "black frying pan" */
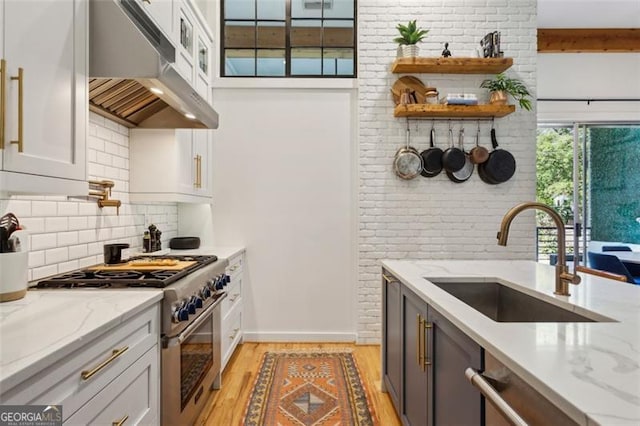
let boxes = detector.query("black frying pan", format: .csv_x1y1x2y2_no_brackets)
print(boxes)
441,127,465,173
478,127,516,184
420,125,443,177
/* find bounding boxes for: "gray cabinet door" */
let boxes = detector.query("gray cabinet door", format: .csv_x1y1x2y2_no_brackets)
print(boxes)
431,308,482,426
401,287,430,426
383,274,402,412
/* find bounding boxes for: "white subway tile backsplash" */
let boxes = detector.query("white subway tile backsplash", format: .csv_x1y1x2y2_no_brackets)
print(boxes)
68,244,88,259
32,265,58,281
68,216,89,231
28,251,45,268
57,231,79,246
0,117,179,279
45,247,69,264
57,202,79,216
31,201,58,217
45,217,69,233
31,233,58,251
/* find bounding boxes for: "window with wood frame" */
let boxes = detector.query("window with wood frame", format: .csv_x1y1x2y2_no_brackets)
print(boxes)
222,0,356,77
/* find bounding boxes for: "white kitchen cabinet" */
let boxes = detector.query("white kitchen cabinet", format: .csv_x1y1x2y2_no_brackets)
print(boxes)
174,0,213,103
221,251,244,371
136,0,173,40
0,303,160,423
129,129,213,203
0,0,87,195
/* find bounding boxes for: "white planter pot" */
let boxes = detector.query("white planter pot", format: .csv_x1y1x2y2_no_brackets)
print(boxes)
400,45,419,58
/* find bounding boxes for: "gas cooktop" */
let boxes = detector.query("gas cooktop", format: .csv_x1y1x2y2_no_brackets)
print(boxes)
37,255,218,289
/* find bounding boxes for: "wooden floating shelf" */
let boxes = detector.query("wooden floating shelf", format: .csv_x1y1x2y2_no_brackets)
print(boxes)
391,57,513,74
394,104,516,118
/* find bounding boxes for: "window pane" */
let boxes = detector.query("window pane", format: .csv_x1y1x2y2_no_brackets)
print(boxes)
291,48,322,75
257,22,285,48
324,0,353,19
323,48,353,75
225,21,255,48
257,50,285,76
291,20,321,47
323,20,353,47
257,0,285,20
225,49,255,76
225,0,255,20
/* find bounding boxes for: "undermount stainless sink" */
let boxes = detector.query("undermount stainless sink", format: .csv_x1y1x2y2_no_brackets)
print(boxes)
428,280,605,323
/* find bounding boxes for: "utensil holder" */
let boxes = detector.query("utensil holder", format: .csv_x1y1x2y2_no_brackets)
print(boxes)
0,251,28,302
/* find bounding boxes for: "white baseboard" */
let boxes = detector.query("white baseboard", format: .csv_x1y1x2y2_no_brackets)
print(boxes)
242,331,357,342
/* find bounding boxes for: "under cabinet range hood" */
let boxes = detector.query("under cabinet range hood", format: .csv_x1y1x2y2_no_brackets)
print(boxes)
89,0,218,129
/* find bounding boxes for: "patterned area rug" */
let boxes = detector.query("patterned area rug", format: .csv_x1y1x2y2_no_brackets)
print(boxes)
242,351,377,426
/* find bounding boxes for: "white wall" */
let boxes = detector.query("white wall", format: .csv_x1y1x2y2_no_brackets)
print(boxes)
209,88,357,341
0,114,178,281
537,53,640,122
357,0,538,343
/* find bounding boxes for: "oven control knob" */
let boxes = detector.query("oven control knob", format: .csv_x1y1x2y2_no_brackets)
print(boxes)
225,274,231,284
193,296,203,308
215,276,225,290
201,287,211,299
178,308,189,321
207,278,216,290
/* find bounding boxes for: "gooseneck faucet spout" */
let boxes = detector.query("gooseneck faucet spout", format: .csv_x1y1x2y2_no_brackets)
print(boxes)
497,202,581,296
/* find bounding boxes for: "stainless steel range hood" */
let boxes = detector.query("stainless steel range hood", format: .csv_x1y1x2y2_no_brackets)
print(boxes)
89,0,218,129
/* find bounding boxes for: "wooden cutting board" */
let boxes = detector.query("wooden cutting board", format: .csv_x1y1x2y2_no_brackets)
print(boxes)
391,76,429,105
87,260,197,271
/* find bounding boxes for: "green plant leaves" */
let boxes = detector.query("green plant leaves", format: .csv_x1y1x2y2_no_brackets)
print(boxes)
480,73,533,111
394,20,428,45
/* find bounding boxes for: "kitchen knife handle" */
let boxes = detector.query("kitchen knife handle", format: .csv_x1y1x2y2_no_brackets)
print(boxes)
10,67,23,152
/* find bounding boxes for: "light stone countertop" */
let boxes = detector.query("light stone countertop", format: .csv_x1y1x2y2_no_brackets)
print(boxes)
0,289,163,392
169,246,245,260
381,260,640,426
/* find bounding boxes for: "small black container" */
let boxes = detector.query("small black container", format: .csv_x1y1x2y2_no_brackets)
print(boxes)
169,237,200,250
103,243,130,264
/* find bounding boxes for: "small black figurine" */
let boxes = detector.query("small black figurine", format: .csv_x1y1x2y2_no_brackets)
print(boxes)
441,42,452,57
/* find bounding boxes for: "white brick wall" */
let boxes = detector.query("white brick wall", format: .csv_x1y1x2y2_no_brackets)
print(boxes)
357,0,537,343
0,113,178,282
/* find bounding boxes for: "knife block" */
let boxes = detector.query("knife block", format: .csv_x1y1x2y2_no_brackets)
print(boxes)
0,251,28,302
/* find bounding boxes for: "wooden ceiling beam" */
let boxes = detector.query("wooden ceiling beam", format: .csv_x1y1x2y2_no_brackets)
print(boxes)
538,28,640,53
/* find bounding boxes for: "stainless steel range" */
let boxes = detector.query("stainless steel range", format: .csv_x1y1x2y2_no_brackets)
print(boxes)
37,254,229,425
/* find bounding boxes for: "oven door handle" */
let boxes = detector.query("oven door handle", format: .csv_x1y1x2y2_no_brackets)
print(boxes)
172,293,226,344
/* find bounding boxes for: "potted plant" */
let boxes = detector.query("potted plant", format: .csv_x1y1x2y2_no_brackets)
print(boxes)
394,20,429,58
480,73,532,111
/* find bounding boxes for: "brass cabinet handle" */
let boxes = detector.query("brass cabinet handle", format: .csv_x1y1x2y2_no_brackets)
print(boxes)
423,321,432,370
229,327,240,340
382,273,395,283
0,59,5,150
198,155,202,188
10,67,23,152
416,314,421,367
112,415,129,426
81,346,129,380
193,156,199,187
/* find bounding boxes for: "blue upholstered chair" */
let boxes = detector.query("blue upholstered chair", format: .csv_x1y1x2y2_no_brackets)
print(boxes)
587,252,640,284
549,253,582,266
601,245,632,252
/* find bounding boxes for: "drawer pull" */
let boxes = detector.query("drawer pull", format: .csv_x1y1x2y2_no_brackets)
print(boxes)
465,368,528,426
382,273,395,283
229,328,240,340
81,346,129,380
112,414,129,426
229,294,240,303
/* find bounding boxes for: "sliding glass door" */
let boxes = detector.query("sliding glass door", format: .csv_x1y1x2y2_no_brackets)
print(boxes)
536,123,640,266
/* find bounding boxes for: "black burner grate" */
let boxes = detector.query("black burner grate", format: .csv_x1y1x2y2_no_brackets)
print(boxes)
37,255,218,288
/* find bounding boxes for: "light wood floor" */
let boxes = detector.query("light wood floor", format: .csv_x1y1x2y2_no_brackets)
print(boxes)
196,342,401,426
